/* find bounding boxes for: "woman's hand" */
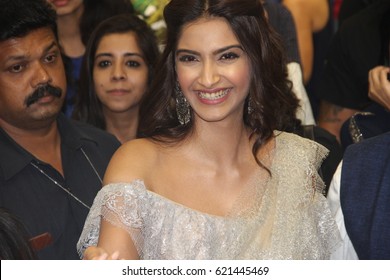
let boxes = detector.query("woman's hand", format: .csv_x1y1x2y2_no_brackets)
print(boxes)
83,246,120,260
368,66,390,111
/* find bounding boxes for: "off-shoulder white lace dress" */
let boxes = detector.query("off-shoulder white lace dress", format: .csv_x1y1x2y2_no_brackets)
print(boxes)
77,132,341,259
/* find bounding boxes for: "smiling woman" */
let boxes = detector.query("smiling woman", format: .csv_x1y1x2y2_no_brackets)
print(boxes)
175,18,251,122
72,14,160,143
77,0,341,260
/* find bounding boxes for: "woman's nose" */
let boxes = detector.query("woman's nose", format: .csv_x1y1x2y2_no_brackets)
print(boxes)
198,60,220,87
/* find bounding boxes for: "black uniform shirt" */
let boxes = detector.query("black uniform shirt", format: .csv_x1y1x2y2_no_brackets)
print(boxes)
0,114,120,259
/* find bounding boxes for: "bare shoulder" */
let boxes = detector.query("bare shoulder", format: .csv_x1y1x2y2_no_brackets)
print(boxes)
283,0,328,30
284,0,326,10
112,138,158,161
103,138,160,185
283,0,309,11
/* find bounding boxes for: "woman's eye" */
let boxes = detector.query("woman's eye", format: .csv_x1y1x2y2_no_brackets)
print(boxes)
220,52,239,61
178,55,198,63
126,60,141,67
97,61,111,68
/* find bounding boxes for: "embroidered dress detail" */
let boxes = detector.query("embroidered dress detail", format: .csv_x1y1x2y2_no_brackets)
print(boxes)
77,132,341,259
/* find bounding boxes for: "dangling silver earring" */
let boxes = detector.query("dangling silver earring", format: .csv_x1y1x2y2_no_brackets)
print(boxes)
175,82,191,125
247,95,254,114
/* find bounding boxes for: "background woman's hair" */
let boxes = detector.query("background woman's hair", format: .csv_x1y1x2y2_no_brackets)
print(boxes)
80,0,135,46
0,208,36,260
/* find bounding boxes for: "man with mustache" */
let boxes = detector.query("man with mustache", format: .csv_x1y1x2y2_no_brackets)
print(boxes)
0,0,121,259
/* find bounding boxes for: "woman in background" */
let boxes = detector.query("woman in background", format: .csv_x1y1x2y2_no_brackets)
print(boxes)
73,14,160,143
0,208,36,260
46,0,135,117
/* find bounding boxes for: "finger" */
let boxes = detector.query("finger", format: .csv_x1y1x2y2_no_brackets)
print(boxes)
109,251,120,260
368,67,390,110
96,252,108,260
379,67,390,84
84,247,109,260
369,67,384,98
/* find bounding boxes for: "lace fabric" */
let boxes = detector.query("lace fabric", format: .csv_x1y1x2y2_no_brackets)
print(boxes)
77,132,341,259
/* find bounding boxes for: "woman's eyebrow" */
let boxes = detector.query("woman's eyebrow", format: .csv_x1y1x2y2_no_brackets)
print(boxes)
176,44,243,56
95,52,144,59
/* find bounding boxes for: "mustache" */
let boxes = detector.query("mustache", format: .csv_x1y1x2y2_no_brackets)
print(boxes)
25,84,62,107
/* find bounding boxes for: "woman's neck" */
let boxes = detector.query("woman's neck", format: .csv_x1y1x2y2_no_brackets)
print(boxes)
56,7,84,57
190,119,254,168
104,110,140,144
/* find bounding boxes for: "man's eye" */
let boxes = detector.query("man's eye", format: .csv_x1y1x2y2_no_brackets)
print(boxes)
45,54,57,63
8,64,25,73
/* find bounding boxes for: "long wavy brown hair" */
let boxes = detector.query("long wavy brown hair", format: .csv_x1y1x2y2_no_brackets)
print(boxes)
139,0,300,166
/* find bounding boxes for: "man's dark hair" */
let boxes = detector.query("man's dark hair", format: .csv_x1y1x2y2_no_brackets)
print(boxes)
0,0,57,41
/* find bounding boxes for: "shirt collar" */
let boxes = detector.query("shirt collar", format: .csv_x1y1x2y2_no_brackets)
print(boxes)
56,113,96,150
0,113,97,181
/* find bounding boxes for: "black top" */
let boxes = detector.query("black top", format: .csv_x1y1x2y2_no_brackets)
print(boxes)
0,114,121,259
265,1,301,64
316,0,390,110
338,0,379,26
305,0,334,119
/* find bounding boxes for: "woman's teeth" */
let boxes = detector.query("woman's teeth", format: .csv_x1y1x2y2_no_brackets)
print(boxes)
198,89,228,100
